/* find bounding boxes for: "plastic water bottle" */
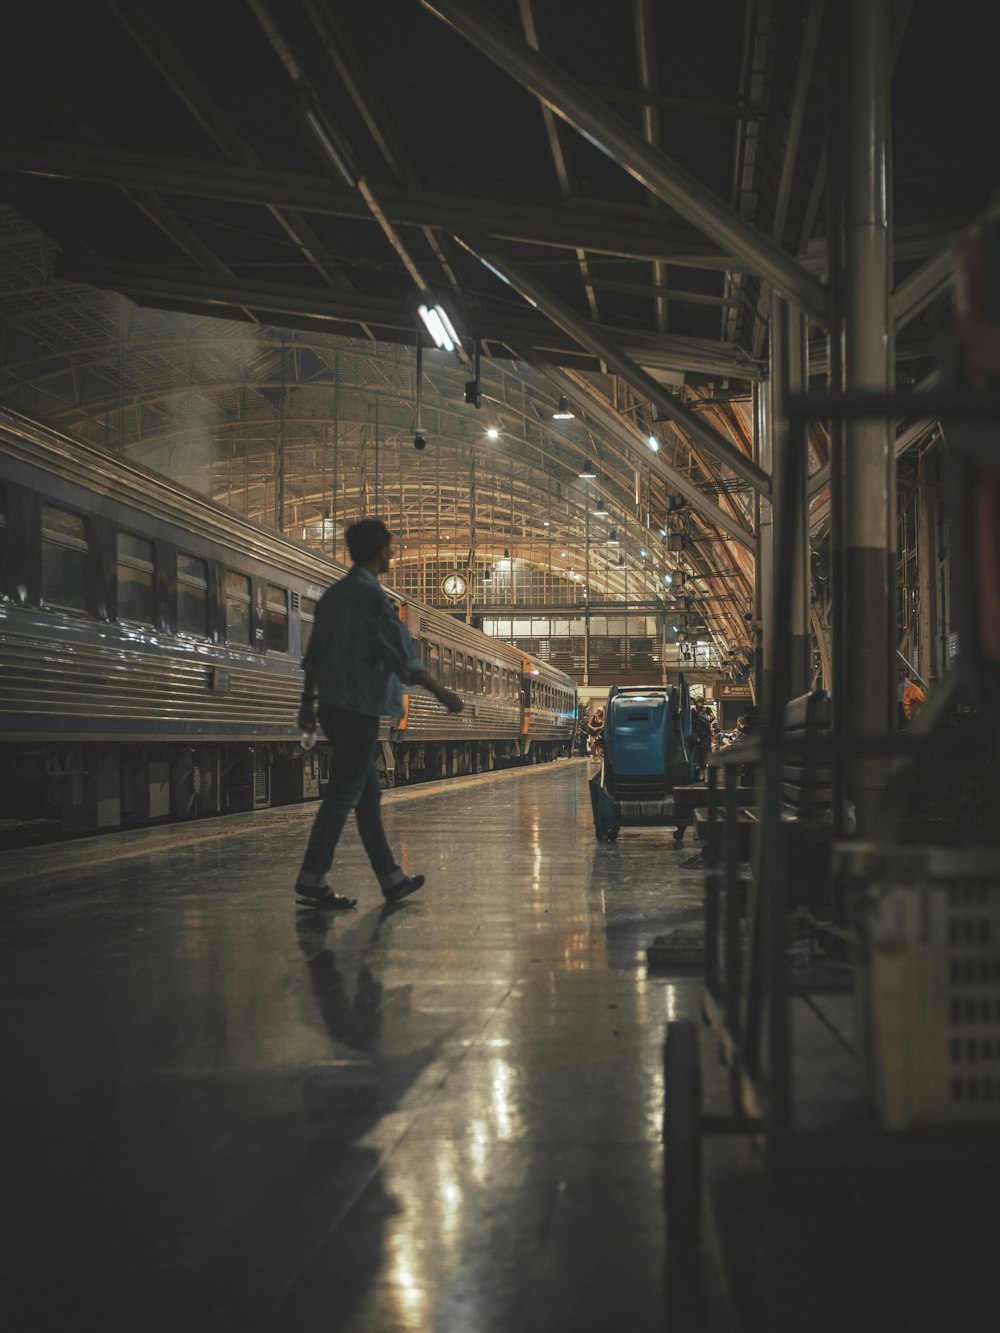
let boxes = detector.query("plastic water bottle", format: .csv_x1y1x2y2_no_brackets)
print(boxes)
300,729,317,752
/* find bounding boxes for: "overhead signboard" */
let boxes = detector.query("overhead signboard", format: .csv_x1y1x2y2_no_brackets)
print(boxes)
714,681,753,699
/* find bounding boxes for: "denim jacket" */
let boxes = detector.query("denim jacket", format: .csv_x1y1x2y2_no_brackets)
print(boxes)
302,567,423,718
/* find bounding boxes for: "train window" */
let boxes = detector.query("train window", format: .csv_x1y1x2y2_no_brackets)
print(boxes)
493,664,500,697
224,570,251,646
418,637,429,667
476,660,484,694
300,596,316,655
177,552,208,637
428,641,440,680
443,647,454,687
266,584,288,654
0,487,5,593
117,531,155,625
41,504,89,612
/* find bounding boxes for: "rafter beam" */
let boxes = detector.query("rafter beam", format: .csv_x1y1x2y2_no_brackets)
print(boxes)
457,238,770,494
536,364,754,549
0,137,738,267
420,0,828,324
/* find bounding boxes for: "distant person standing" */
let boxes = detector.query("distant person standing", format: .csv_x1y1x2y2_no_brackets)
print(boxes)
295,519,463,910
587,707,605,759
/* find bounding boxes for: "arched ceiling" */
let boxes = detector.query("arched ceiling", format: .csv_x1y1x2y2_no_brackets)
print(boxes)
0,0,995,663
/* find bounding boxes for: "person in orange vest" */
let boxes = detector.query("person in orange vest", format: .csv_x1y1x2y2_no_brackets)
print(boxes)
897,667,927,726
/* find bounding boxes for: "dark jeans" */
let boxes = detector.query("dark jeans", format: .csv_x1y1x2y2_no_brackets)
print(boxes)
298,707,396,883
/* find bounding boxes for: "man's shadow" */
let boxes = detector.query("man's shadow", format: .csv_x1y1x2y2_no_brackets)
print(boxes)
296,910,384,1058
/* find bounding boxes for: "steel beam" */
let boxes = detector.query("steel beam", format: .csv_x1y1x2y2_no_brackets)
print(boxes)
536,364,754,550
461,237,770,495
106,0,352,294
421,0,828,324
0,137,738,267
58,261,414,334
892,245,955,330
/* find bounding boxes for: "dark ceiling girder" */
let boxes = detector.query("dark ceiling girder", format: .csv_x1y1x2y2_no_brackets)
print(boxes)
517,0,602,327
105,0,354,296
302,0,463,296
535,363,754,549
0,48,234,279
58,260,413,334
420,0,829,326
55,258,753,377
0,139,737,267
458,237,771,495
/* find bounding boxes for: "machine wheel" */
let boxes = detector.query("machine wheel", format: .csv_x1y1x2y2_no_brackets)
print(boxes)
663,1019,701,1249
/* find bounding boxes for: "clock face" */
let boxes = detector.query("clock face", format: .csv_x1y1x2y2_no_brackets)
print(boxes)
442,573,467,599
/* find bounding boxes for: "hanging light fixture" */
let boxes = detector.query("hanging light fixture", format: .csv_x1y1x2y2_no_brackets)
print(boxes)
552,395,575,420
578,458,596,479
606,528,619,545
417,301,460,352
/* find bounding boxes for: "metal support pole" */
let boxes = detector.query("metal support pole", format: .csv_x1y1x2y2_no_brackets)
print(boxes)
836,0,894,834
583,499,591,686
916,448,939,684
755,379,773,709
770,293,812,715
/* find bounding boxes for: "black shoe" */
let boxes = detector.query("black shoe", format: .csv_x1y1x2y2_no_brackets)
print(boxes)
382,874,425,905
294,884,357,911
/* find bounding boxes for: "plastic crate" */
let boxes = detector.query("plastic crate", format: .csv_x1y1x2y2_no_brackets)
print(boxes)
837,842,1000,1130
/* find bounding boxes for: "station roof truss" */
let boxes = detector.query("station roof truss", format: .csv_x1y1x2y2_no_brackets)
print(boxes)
0,0,994,666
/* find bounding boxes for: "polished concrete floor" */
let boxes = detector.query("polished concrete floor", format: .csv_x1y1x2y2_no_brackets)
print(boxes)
1,759,708,1332
3,759,999,1333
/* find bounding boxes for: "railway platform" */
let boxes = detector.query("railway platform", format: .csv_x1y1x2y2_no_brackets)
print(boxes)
4,755,1000,1330
1,757,709,1332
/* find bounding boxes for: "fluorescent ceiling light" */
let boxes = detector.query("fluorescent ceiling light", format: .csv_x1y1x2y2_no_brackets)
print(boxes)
418,303,455,352
486,427,499,439
578,458,596,479
552,395,575,420
648,434,660,452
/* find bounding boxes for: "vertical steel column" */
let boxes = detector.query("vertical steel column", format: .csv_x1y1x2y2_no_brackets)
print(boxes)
916,448,939,684
836,0,894,833
583,499,591,686
770,293,812,713
754,379,773,708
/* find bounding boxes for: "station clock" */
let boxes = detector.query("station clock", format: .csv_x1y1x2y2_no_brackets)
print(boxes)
441,573,468,600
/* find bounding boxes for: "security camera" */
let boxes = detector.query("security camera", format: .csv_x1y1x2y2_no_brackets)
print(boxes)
413,433,427,451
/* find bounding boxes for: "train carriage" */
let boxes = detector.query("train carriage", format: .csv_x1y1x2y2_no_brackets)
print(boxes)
520,652,578,751
0,407,576,841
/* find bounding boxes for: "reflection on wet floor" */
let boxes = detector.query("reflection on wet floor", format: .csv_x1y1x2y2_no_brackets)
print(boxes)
0,760,706,1331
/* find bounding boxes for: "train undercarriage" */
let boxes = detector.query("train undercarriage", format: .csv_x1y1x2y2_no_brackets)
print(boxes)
0,735,572,850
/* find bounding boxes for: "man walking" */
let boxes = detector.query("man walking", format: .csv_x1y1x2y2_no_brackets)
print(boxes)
295,518,463,910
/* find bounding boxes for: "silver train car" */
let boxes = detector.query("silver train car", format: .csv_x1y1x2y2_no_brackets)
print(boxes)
0,407,576,841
